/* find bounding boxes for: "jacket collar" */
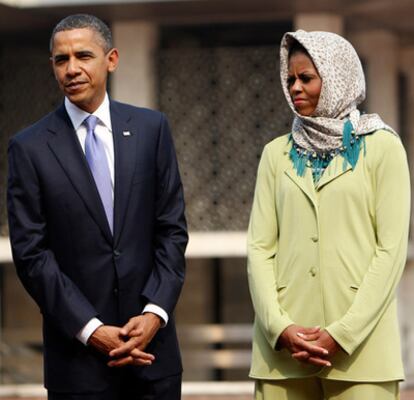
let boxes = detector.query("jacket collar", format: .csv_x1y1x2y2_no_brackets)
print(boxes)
284,139,353,206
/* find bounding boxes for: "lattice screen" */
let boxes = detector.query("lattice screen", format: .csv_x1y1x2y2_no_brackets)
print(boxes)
159,46,292,231
0,44,61,235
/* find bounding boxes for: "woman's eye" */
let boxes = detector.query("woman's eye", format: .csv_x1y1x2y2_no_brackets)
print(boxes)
287,77,295,87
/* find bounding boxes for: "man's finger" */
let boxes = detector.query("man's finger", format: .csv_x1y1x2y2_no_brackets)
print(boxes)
128,328,144,337
130,348,155,361
120,319,137,336
108,356,134,367
109,337,139,357
108,350,154,367
108,355,153,368
132,358,154,366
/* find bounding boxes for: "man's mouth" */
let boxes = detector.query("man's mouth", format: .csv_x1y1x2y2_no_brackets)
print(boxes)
65,81,87,91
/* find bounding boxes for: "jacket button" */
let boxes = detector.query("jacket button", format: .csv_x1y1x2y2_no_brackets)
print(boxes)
311,236,319,242
113,250,121,257
113,288,119,295
310,267,317,276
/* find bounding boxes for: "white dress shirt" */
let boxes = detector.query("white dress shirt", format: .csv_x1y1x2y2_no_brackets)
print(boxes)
64,94,168,345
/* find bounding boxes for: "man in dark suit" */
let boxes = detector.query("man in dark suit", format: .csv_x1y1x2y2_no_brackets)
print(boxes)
7,14,187,399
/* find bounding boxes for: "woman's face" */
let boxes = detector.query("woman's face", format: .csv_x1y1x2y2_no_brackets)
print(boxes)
287,51,322,116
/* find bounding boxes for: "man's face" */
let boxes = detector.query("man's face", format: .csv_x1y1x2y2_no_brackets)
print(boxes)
51,28,118,113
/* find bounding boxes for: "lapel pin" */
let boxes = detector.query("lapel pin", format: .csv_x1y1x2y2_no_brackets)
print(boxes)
122,131,132,136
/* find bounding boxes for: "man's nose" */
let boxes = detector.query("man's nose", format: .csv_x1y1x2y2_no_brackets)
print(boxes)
66,58,81,76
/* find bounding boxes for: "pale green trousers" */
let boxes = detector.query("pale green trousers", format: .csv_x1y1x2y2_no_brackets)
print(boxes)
255,378,399,400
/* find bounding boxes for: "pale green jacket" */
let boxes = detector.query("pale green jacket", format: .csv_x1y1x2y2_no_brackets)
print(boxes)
247,130,410,382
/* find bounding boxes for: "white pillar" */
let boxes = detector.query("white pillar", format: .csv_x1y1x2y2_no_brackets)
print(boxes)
111,21,159,109
400,46,414,140
294,13,344,35
400,46,414,237
349,30,399,132
393,46,414,388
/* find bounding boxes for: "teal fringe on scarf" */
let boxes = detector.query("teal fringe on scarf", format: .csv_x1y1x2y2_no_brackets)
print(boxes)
289,119,366,183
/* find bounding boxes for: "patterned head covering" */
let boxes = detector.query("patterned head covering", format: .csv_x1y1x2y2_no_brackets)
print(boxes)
279,30,396,158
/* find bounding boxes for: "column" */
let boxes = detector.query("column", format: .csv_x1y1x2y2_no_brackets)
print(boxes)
111,21,159,109
390,45,414,386
294,13,344,35
349,30,399,132
400,46,414,217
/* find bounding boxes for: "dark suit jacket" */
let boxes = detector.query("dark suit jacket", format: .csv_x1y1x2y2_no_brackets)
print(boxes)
7,100,188,393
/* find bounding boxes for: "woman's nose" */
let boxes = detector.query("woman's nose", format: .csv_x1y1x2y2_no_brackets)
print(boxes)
290,79,302,93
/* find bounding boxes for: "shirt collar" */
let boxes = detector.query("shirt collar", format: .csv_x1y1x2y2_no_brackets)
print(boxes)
64,93,112,131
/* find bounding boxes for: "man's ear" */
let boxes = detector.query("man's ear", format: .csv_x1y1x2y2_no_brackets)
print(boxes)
49,57,58,80
107,48,119,73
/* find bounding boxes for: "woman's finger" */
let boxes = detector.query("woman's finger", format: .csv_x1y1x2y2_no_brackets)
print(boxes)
291,351,309,361
307,356,332,367
297,332,320,341
297,339,329,357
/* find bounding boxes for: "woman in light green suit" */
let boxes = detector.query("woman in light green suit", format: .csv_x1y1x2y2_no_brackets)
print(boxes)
247,30,410,400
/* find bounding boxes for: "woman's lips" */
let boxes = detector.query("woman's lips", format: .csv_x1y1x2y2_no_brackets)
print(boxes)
293,98,306,106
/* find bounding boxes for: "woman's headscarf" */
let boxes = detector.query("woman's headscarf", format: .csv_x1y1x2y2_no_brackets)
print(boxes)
279,30,396,180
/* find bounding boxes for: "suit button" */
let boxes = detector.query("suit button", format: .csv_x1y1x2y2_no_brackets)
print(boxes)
311,236,319,242
310,267,317,276
113,288,119,295
113,250,121,257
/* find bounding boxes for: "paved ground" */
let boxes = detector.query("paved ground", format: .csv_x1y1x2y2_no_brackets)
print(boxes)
0,393,413,399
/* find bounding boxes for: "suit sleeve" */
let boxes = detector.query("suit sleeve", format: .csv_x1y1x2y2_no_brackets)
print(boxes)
141,114,188,316
7,137,99,339
247,144,294,349
326,134,411,355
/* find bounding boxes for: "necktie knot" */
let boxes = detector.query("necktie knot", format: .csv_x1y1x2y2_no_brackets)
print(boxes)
84,115,98,132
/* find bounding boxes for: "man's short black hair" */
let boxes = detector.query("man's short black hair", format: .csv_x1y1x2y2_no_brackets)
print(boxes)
50,14,113,53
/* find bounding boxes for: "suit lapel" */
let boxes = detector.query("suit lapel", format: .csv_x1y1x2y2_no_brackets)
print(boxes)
47,105,113,244
315,155,352,191
110,101,138,247
284,165,318,210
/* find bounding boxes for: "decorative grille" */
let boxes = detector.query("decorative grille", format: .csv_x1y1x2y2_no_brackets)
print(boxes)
159,46,291,231
0,45,61,235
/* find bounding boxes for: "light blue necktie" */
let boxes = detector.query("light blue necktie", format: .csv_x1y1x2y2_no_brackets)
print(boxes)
84,115,113,234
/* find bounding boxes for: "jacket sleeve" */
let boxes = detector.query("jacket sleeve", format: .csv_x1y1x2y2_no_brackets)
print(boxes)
141,114,188,317
7,137,98,339
247,144,294,349
326,133,411,355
